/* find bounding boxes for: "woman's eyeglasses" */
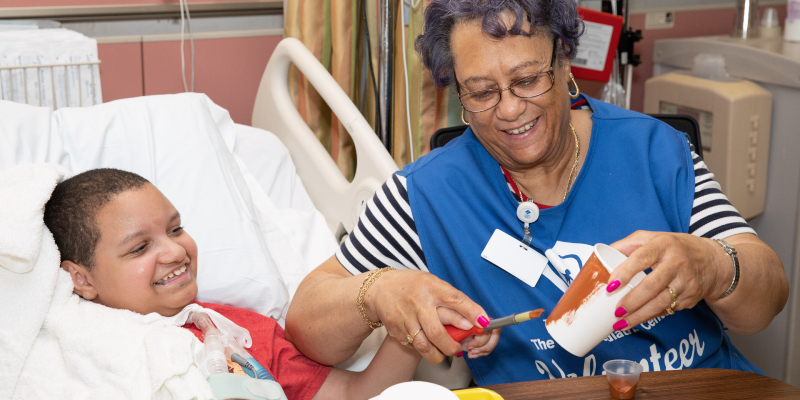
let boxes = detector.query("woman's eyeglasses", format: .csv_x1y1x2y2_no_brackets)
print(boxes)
458,40,557,113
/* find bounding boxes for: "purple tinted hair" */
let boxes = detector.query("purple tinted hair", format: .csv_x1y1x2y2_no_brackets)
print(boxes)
415,0,584,88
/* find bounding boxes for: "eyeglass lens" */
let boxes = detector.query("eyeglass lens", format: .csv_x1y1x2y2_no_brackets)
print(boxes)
459,38,558,113
459,73,554,112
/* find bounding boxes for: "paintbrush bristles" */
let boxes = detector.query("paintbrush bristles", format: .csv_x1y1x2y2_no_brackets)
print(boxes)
513,308,545,323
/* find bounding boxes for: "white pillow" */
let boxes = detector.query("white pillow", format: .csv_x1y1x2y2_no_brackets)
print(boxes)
0,100,58,166
232,123,316,212
232,124,338,280
0,94,291,322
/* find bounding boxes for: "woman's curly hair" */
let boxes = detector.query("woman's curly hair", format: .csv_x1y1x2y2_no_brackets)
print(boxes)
415,0,584,88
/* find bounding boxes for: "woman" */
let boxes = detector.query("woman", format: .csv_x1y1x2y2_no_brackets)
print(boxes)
285,0,789,385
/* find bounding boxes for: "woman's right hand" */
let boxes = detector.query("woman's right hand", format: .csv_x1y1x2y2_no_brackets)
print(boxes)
366,269,494,364
460,327,501,359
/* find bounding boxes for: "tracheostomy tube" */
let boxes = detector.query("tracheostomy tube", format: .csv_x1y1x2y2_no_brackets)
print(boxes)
190,311,274,380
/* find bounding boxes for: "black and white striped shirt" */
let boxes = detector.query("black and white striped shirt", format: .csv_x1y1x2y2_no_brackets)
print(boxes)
337,143,755,275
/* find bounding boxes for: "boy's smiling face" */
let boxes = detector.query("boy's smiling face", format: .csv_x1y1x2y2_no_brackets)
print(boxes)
64,183,198,317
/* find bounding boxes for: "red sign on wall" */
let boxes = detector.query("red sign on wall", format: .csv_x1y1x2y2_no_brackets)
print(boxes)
571,7,624,82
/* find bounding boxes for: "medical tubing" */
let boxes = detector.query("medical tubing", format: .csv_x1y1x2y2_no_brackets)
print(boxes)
231,353,275,381
222,335,275,381
247,356,273,381
399,0,414,162
184,0,195,92
179,0,187,92
204,334,229,375
190,312,269,379
190,312,222,338
190,312,228,375
178,0,195,92
231,354,255,378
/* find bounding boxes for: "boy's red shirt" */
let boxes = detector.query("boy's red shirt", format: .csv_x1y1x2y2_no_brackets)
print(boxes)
181,302,332,400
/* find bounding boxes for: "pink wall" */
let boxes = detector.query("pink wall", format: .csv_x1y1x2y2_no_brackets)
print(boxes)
143,35,281,125
98,42,145,102
97,35,281,125
628,5,787,112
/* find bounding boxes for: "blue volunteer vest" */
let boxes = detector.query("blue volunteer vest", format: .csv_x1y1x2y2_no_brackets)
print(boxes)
398,96,759,385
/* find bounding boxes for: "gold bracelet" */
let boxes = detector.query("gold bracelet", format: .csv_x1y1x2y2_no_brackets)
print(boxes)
356,267,394,329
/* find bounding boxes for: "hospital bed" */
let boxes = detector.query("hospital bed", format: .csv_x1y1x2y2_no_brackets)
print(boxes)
0,37,471,390
251,37,472,387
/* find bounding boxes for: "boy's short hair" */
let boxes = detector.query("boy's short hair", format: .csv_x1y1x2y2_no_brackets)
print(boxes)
44,168,150,270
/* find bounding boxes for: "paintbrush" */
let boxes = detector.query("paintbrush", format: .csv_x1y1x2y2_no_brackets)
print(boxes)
445,309,545,342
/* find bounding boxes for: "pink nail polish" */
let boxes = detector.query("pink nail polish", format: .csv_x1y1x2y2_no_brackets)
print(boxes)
615,306,627,318
456,352,463,358
613,319,628,331
477,316,490,328
606,280,621,293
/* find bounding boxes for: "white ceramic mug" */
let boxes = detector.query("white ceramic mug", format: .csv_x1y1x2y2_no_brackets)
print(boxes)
545,244,646,357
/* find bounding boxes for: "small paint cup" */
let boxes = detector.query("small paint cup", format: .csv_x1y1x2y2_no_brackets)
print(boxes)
603,359,643,399
545,244,646,357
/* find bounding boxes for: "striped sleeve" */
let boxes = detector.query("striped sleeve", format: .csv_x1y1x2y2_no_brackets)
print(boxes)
688,143,756,239
336,144,755,276
336,174,428,275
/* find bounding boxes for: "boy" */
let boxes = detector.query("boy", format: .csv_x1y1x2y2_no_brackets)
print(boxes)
43,168,422,400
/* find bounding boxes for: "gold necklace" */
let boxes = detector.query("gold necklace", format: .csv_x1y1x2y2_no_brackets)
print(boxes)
564,122,580,201
511,122,580,203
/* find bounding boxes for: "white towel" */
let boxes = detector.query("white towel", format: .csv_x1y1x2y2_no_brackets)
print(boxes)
0,163,214,400
15,281,214,399
0,163,64,274
0,164,66,398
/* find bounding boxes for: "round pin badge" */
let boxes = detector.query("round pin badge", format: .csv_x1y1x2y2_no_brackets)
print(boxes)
516,201,540,224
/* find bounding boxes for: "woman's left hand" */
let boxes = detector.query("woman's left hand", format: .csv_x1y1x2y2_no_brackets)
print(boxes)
605,230,732,331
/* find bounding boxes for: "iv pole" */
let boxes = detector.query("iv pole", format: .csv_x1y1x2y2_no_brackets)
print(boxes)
377,0,394,153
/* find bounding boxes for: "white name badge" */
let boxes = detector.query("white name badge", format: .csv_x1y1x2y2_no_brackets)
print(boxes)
481,229,547,288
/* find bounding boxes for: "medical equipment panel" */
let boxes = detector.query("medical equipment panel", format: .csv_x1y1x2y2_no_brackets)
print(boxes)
644,71,771,220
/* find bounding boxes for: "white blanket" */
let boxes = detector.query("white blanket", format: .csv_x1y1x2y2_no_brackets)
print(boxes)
0,164,214,400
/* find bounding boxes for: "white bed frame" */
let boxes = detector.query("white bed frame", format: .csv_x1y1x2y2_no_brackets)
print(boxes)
251,37,472,388
252,38,396,242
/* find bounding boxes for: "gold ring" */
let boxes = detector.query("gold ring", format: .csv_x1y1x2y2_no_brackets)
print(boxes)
667,286,679,315
400,328,423,346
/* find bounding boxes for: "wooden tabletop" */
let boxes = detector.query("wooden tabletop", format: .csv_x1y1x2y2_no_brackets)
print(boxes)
480,369,800,399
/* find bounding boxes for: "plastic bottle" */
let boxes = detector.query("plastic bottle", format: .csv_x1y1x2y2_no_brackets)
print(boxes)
787,0,800,42
760,7,782,39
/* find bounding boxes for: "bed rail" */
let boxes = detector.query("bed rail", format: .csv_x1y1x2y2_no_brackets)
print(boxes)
252,37,397,240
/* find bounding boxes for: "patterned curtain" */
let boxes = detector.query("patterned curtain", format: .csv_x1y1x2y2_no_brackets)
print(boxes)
284,0,362,179
284,0,465,175
405,0,463,160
